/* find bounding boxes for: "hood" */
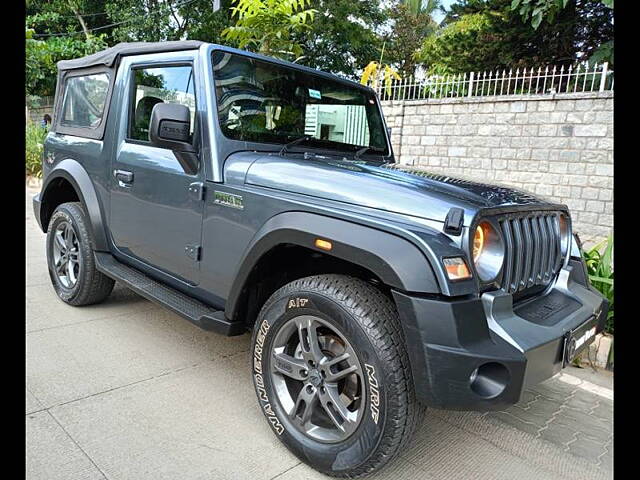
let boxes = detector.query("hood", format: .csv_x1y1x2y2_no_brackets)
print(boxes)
243,155,555,225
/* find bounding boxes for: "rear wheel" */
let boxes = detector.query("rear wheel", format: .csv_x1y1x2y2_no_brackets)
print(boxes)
46,202,114,306
251,274,423,478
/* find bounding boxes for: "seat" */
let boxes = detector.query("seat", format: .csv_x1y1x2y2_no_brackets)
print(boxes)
133,96,164,140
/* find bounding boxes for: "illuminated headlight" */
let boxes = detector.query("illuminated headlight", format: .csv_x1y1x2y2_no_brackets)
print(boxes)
472,221,505,283
559,214,571,257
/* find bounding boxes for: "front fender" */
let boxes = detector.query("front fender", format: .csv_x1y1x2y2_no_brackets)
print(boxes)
225,211,442,320
39,159,109,251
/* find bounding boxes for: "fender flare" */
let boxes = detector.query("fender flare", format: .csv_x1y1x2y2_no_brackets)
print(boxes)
39,159,109,251
225,211,441,320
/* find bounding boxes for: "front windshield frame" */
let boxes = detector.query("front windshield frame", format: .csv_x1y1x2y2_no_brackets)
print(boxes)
210,50,391,158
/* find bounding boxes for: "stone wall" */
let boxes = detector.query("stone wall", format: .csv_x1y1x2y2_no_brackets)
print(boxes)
381,92,613,247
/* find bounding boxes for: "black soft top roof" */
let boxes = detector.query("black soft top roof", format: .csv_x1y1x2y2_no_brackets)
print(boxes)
57,41,204,71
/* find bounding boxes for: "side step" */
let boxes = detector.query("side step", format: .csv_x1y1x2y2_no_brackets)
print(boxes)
94,253,246,336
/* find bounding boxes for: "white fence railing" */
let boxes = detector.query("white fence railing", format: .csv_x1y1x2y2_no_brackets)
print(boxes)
376,62,613,101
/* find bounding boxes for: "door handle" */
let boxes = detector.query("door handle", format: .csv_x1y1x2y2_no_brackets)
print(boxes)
114,169,134,186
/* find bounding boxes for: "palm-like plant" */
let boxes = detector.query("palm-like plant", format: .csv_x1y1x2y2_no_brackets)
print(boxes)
403,0,443,17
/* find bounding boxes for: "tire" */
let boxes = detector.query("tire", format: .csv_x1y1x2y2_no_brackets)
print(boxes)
46,202,115,306
250,274,424,478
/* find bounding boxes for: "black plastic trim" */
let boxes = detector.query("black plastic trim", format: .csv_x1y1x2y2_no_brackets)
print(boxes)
225,211,441,321
95,252,245,336
38,159,109,251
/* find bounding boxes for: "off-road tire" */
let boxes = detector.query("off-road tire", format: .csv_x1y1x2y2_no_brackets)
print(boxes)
46,202,115,306
250,274,424,478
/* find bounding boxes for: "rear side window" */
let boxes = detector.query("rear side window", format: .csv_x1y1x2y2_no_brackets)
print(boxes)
128,65,196,142
60,73,110,129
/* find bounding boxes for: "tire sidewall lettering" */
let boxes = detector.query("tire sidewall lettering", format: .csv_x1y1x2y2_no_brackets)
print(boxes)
252,290,387,473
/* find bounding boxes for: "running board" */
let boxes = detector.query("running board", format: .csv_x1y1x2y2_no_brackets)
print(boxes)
94,253,245,336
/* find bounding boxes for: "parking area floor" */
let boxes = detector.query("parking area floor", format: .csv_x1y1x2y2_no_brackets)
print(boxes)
26,188,613,480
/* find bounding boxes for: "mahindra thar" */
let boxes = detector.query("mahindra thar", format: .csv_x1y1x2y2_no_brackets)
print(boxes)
32,41,608,477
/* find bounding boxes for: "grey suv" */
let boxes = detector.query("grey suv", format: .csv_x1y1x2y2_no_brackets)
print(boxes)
32,41,608,477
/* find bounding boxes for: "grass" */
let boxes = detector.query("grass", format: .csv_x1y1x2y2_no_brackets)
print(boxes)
26,121,47,178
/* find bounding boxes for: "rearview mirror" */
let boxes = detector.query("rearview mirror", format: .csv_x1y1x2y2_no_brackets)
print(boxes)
149,103,198,174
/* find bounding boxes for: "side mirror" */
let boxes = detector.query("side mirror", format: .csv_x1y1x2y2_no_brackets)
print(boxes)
149,103,198,174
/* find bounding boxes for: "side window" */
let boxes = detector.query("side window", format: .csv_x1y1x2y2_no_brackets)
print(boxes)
61,73,110,128
129,65,196,142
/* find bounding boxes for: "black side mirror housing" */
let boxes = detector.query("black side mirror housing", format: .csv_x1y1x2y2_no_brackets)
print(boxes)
149,103,198,174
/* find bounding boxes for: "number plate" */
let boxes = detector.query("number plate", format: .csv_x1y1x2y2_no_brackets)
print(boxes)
563,316,598,367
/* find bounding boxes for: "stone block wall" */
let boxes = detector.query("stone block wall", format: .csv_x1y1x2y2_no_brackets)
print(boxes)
381,92,613,247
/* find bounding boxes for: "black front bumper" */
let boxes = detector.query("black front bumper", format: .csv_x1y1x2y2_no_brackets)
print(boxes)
393,259,608,411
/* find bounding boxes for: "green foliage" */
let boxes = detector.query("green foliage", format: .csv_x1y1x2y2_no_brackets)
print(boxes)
26,31,107,96
419,0,613,74
222,0,317,60
383,2,440,77
26,122,47,178
510,0,569,30
582,235,614,334
293,0,386,79
418,12,500,73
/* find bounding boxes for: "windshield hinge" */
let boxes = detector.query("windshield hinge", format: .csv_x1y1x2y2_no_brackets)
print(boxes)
188,182,205,201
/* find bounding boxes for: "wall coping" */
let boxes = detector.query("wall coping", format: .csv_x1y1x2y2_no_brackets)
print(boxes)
380,91,613,107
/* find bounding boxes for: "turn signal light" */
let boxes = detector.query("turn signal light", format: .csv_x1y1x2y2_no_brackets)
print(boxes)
443,257,472,281
314,238,333,251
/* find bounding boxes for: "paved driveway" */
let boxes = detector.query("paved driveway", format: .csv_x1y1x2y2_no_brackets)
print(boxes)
26,188,613,480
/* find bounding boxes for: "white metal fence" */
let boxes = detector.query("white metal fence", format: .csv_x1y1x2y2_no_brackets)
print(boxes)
375,62,613,101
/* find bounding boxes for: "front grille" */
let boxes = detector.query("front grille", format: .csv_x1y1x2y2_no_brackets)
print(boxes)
498,212,565,294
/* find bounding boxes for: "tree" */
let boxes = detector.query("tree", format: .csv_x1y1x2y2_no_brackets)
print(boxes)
293,0,386,79
511,0,570,30
418,0,613,73
221,0,317,60
383,1,441,77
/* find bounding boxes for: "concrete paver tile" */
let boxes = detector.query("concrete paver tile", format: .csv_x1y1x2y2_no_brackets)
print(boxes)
27,306,250,408
27,411,106,480
50,356,298,480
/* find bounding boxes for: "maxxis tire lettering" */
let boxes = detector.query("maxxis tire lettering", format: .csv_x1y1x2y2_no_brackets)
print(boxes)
253,318,285,435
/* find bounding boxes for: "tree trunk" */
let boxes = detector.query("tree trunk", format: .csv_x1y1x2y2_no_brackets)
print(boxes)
70,5,91,40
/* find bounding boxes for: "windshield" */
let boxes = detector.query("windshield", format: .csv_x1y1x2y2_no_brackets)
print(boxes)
212,51,389,156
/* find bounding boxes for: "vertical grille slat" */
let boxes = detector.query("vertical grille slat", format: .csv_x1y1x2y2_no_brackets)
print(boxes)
511,218,525,291
494,210,566,295
521,217,534,288
538,216,550,283
501,220,514,292
531,218,542,284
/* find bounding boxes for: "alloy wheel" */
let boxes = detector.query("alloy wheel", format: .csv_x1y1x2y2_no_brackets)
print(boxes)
52,221,81,289
270,315,365,443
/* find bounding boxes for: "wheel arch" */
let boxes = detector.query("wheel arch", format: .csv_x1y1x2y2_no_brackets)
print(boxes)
38,159,109,251
225,211,441,327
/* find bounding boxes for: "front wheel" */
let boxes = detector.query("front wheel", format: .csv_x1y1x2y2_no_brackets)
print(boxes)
250,274,423,478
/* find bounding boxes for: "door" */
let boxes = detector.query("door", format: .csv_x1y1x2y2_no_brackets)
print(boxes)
110,62,204,285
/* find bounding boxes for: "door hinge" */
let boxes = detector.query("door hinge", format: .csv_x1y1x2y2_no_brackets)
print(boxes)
185,244,201,261
188,182,205,201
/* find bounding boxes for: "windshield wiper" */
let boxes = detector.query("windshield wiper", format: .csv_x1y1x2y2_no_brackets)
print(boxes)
354,146,384,160
279,135,314,156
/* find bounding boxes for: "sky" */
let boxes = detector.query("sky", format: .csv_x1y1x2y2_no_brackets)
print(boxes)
433,0,457,24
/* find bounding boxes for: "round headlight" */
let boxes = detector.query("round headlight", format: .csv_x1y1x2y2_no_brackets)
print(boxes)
472,221,505,282
559,214,570,257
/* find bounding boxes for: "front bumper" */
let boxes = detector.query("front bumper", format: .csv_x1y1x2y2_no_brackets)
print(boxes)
393,259,608,411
